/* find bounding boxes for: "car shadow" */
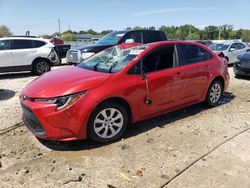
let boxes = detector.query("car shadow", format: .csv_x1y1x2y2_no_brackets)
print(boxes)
0,89,16,101
235,75,250,81
39,92,235,151
0,72,34,80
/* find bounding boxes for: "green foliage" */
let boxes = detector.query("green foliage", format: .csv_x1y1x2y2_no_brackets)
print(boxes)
235,29,243,39
100,30,113,35
186,32,200,40
0,25,12,37
132,26,144,30
242,30,250,42
3,23,250,42
159,26,177,40
61,30,77,41
221,24,234,39
205,25,219,40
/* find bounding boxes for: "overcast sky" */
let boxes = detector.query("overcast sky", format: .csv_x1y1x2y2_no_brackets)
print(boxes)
0,0,250,36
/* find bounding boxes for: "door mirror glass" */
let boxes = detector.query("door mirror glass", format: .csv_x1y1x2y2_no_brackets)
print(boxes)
229,48,236,52
124,39,135,44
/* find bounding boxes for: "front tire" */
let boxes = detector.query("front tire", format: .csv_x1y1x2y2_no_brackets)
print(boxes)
33,59,51,75
205,80,223,107
88,102,128,143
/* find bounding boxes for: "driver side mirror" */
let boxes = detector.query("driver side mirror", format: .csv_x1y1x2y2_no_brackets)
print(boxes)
229,48,236,52
124,39,135,44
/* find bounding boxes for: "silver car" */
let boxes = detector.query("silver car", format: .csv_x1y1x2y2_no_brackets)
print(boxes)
209,41,250,64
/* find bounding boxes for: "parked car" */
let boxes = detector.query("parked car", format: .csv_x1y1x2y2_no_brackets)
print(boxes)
0,37,59,75
66,30,167,64
209,41,250,64
20,41,229,143
233,52,250,77
54,44,71,64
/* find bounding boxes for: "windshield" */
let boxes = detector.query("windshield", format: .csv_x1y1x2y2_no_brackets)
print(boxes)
96,31,127,45
209,43,230,51
77,45,147,73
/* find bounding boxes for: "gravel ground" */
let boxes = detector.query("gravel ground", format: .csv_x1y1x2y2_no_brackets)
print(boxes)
0,67,250,188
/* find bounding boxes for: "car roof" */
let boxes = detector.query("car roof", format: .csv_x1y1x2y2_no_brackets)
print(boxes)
0,37,49,43
213,40,245,45
146,40,209,47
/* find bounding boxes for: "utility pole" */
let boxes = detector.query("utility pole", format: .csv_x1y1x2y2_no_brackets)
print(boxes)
58,19,61,36
218,26,221,40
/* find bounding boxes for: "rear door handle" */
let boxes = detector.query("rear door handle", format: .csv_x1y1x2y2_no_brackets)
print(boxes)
31,50,37,53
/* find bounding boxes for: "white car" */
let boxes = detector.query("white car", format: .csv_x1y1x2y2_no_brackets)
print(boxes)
209,41,250,64
0,37,59,75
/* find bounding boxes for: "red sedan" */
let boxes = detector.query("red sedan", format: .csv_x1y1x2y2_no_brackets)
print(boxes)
20,41,229,143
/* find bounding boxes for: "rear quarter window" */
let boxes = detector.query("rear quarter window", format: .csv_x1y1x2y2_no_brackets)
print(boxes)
178,44,213,66
144,31,164,43
33,40,46,48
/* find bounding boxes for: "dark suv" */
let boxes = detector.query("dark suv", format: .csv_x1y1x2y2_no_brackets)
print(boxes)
66,30,167,64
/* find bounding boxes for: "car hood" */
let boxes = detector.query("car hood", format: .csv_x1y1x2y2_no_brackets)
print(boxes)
24,66,111,98
73,43,113,53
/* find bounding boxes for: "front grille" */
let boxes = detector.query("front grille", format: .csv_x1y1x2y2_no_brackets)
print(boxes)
66,50,81,63
21,103,46,136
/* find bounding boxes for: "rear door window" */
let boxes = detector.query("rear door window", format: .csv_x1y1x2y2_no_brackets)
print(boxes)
123,31,142,43
177,44,212,66
11,39,34,49
0,40,11,50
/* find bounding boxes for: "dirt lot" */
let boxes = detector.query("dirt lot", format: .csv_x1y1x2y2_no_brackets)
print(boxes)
0,67,250,188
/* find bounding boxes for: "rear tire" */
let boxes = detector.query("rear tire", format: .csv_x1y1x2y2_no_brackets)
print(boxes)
88,102,128,143
32,59,51,75
205,80,223,107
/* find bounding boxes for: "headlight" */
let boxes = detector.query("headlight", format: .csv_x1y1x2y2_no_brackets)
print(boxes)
34,91,86,111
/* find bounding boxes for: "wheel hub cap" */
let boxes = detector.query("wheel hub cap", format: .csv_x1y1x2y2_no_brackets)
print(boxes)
94,108,123,139
210,83,221,103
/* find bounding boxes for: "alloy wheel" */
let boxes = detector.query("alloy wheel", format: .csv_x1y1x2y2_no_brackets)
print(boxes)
209,83,222,104
93,108,124,139
36,61,50,74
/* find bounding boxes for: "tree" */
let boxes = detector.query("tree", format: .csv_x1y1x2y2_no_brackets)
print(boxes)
242,30,250,42
221,24,234,39
186,32,200,40
79,30,88,34
100,30,113,35
61,30,76,41
86,29,97,35
159,26,177,39
175,28,183,40
126,27,132,30
199,30,208,40
205,25,219,40
235,29,243,39
0,25,12,37
132,26,144,30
